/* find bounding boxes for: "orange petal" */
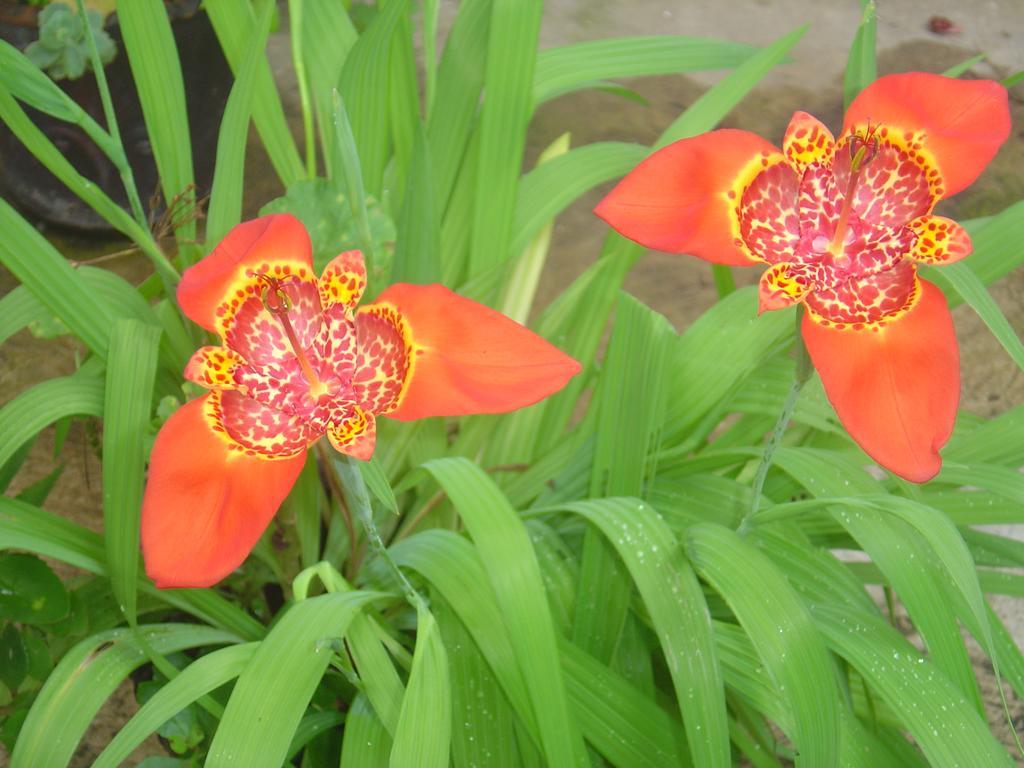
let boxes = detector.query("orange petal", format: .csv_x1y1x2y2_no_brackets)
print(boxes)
594,129,782,265
801,280,959,482
358,284,582,421
843,73,1010,198
178,215,314,333
141,395,306,588
318,250,368,315
907,215,972,265
783,111,836,173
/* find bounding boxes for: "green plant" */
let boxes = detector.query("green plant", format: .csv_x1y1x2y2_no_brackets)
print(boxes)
0,0,1023,765
24,2,115,80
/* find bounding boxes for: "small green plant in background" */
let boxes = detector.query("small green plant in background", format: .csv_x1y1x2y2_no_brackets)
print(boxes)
24,3,116,80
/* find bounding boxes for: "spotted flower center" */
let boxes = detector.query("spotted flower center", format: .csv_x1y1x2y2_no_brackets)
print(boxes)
185,255,411,461
738,121,944,327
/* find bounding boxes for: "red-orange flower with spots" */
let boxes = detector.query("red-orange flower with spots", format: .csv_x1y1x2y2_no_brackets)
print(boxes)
595,73,1010,482
142,214,581,588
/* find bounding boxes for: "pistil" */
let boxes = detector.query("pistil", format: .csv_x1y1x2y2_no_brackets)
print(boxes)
827,129,878,260
257,275,330,398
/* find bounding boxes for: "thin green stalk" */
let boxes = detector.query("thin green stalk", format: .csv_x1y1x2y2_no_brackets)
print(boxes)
288,0,317,178
74,0,147,229
422,0,439,117
331,90,374,265
738,307,811,534
330,451,426,611
711,264,736,298
73,0,180,292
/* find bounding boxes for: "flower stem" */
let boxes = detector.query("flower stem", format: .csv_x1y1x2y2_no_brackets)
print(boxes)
712,264,736,299
314,442,357,578
738,307,812,534
330,451,426,610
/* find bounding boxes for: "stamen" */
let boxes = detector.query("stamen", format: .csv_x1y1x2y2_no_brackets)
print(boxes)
827,126,879,260
255,273,329,398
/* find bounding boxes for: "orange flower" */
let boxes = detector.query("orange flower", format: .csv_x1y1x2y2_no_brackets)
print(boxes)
142,215,581,588
596,73,1010,482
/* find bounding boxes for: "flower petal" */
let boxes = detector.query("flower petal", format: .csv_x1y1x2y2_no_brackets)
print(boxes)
178,215,315,332
783,111,835,173
215,388,316,458
758,263,813,314
907,215,971,265
594,129,782,265
358,284,582,421
739,161,801,263
318,250,367,315
184,346,244,390
805,259,918,326
141,395,306,588
801,279,958,482
327,405,376,461
843,73,1010,198
833,135,935,229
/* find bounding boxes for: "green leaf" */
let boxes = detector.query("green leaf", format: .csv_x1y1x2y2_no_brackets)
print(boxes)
436,594,521,768
206,592,379,767
389,605,450,767
942,53,986,77
92,643,258,768
103,320,162,625
204,0,304,187
0,201,115,357
340,694,393,767
574,296,675,666
0,84,171,280
926,261,1024,374
558,499,729,768
116,0,196,243
361,458,399,515
392,125,441,284
509,141,645,258
560,638,690,767
813,605,1013,767
259,179,396,273
688,523,841,768
418,458,588,767
657,26,806,147
0,623,27,692
468,0,542,276
843,0,877,109
330,92,377,271
534,35,759,105
500,133,571,324
958,202,1024,290
206,0,275,247
0,553,70,625
831,502,983,713
667,286,794,441
0,376,104,473
337,0,406,195
10,625,238,768
0,496,264,641
14,462,65,507
0,40,118,157
426,0,490,211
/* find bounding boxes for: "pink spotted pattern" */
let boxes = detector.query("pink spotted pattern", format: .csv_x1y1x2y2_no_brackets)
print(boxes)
738,112,954,328
184,252,411,459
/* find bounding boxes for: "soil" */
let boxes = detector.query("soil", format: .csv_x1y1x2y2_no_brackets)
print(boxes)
1,0,1023,764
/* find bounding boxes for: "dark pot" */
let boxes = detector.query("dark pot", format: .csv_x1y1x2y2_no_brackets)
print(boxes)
0,0,232,231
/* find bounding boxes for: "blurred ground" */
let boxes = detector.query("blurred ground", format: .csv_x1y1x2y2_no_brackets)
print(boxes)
1,0,1023,763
